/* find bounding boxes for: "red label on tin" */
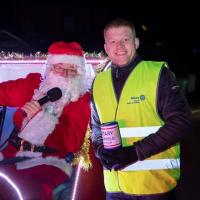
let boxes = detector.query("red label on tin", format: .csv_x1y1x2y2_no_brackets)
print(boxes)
101,123,121,149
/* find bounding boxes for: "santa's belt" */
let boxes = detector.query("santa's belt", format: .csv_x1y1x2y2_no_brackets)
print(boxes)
10,136,58,153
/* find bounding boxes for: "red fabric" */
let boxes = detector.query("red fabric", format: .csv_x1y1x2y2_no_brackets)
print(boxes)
74,144,106,200
0,73,41,107
0,164,67,200
44,92,90,155
0,73,91,199
48,41,83,56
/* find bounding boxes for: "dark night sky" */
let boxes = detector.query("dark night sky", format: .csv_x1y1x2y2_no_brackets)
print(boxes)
0,0,199,76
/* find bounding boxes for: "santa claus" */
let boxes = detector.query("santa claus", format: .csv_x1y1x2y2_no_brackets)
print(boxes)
0,41,91,199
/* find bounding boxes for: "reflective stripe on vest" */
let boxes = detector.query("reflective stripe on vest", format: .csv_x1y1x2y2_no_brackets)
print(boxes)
120,126,160,137
122,158,180,171
120,126,180,171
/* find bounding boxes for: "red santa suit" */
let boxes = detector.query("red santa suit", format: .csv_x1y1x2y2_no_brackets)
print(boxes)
0,42,91,200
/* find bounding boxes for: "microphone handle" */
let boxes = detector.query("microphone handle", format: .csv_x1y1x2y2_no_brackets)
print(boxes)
38,96,49,106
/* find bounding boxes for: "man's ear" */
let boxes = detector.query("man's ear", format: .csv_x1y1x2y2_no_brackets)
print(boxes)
134,38,140,49
104,43,108,55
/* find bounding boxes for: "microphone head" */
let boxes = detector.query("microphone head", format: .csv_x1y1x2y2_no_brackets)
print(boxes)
47,87,62,102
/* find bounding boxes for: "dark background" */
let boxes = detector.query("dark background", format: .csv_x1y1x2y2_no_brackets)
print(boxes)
0,0,199,97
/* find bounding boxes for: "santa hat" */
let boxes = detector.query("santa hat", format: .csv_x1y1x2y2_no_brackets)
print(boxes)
46,41,85,73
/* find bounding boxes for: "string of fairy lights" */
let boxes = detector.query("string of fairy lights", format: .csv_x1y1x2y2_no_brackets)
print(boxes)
0,51,110,73
0,51,106,60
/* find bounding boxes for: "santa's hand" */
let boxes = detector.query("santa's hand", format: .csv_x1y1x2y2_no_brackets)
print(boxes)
21,101,41,120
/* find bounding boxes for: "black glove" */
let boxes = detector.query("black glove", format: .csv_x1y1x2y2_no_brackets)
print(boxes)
65,152,74,163
109,145,138,170
97,145,138,170
97,146,117,170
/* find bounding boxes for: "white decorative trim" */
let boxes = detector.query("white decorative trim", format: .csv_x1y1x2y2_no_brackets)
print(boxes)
120,126,161,138
16,156,72,176
0,152,3,161
16,151,42,158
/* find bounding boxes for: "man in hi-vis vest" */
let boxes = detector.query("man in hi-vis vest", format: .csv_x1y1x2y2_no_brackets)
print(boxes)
91,19,192,200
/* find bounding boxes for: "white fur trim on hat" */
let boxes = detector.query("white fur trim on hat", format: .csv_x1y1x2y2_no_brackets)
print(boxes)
47,54,85,67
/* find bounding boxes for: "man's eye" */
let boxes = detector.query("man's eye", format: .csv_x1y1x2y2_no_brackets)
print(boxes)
108,41,115,45
124,38,130,42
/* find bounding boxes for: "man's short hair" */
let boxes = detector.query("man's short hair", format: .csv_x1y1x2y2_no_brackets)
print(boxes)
103,18,137,39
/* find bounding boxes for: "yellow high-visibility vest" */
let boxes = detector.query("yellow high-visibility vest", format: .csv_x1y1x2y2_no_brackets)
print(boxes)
93,61,180,195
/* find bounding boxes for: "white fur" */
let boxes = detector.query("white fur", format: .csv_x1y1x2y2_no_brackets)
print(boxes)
16,150,42,158
16,156,72,176
19,111,58,145
0,152,3,161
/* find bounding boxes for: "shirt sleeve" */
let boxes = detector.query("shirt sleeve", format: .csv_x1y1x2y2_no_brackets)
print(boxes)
0,73,41,107
135,66,192,160
90,90,104,158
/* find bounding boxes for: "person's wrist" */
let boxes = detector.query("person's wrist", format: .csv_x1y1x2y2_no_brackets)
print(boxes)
130,145,138,162
96,144,104,158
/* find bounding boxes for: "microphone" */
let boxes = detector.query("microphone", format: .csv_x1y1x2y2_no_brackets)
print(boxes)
38,87,62,106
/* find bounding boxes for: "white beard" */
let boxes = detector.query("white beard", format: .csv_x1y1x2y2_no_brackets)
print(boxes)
19,69,88,145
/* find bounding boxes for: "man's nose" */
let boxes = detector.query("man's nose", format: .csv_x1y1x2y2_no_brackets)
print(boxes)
117,40,125,47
